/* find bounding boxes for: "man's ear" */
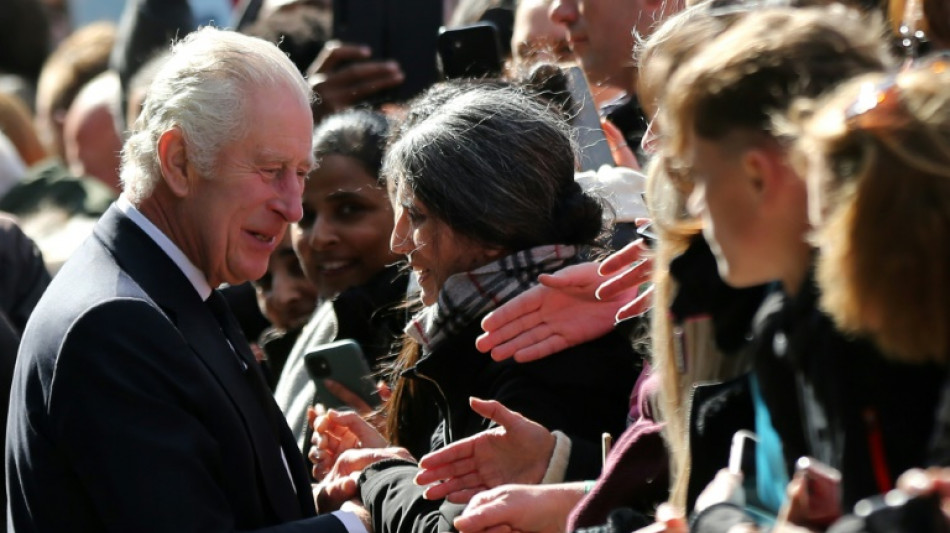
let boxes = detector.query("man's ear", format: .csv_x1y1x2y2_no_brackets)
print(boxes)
157,127,191,198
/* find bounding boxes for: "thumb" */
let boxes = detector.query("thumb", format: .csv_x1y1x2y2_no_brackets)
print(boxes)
469,397,522,429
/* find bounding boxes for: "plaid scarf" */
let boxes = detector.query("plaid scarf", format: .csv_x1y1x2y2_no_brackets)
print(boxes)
405,244,580,353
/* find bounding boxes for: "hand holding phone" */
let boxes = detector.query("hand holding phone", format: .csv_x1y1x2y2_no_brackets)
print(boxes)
780,456,842,528
304,339,379,411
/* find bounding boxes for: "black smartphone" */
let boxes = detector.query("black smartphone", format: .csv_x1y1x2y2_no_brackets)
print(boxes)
565,65,614,171
437,22,504,80
331,0,441,103
304,339,379,410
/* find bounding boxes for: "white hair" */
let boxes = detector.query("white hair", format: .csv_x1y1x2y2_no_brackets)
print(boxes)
120,26,312,203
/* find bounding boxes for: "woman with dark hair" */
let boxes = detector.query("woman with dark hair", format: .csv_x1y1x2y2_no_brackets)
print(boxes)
312,84,640,533
274,108,406,454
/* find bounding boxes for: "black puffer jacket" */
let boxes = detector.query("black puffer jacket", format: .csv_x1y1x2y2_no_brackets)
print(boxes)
359,320,641,533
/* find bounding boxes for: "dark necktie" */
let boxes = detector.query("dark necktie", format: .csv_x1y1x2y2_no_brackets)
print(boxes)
205,289,302,518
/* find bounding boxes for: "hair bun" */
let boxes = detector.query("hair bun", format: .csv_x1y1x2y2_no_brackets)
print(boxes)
553,181,604,244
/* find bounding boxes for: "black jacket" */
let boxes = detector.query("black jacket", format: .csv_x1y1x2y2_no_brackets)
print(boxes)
360,320,641,533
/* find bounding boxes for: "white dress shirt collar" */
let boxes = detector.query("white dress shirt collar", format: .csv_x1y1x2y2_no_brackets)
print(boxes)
117,195,213,301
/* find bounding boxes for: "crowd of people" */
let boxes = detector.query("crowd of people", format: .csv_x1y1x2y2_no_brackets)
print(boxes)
1,0,950,532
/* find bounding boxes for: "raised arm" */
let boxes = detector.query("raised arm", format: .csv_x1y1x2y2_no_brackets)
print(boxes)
477,239,652,362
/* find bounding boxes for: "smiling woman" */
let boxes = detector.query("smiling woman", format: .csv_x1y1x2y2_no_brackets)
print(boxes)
342,82,642,533
274,109,408,455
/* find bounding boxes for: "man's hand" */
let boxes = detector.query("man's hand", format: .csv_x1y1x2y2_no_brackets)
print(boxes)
314,446,415,512
307,41,404,121
476,240,652,362
310,409,388,480
453,483,585,533
415,398,555,503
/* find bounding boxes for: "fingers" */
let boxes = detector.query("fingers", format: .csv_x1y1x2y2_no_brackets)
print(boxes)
537,262,603,297
615,284,654,322
309,41,371,73
417,438,474,469
377,380,392,402
422,472,485,502
511,335,571,363
416,449,476,484
599,239,648,277
326,409,387,448
478,313,547,358
488,323,558,362
454,494,511,533
323,379,373,415
595,257,653,302
603,118,639,170
315,471,361,513
480,289,544,339
467,398,525,430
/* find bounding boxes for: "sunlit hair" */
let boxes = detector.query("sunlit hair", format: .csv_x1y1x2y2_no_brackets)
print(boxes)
120,27,312,204
634,1,742,509
791,59,950,363
382,83,606,446
663,4,892,165
644,2,892,509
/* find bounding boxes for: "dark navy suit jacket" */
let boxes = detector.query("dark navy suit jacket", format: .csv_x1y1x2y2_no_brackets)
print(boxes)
6,206,347,533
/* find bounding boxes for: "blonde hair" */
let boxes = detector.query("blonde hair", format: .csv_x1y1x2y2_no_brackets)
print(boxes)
635,2,740,509
663,4,892,164
793,64,950,363
646,3,893,509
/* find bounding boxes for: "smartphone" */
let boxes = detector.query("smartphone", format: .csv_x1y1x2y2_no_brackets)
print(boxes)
331,0,441,103
728,430,778,526
565,65,614,172
304,339,379,410
437,22,504,80
795,456,842,526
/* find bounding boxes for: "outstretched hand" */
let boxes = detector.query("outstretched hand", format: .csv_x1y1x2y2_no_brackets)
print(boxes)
476,239,652,362
453,483,585,533
415,398,555,504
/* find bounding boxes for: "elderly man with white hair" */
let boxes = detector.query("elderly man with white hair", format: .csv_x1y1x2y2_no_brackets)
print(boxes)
7,27,369,533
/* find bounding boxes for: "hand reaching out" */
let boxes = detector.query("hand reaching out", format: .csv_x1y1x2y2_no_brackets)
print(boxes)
476,239,652,362
453,483,585,533
415,398,555,504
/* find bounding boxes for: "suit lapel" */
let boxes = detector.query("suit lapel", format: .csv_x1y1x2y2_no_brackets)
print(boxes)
94,206,306,521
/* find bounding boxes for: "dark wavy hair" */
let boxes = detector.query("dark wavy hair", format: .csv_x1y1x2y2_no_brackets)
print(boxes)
385,82,604,251
382,83,605,446
312,108,390,182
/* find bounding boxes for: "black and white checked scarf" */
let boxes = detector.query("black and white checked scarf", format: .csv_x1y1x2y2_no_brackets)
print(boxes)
405,244,581,354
